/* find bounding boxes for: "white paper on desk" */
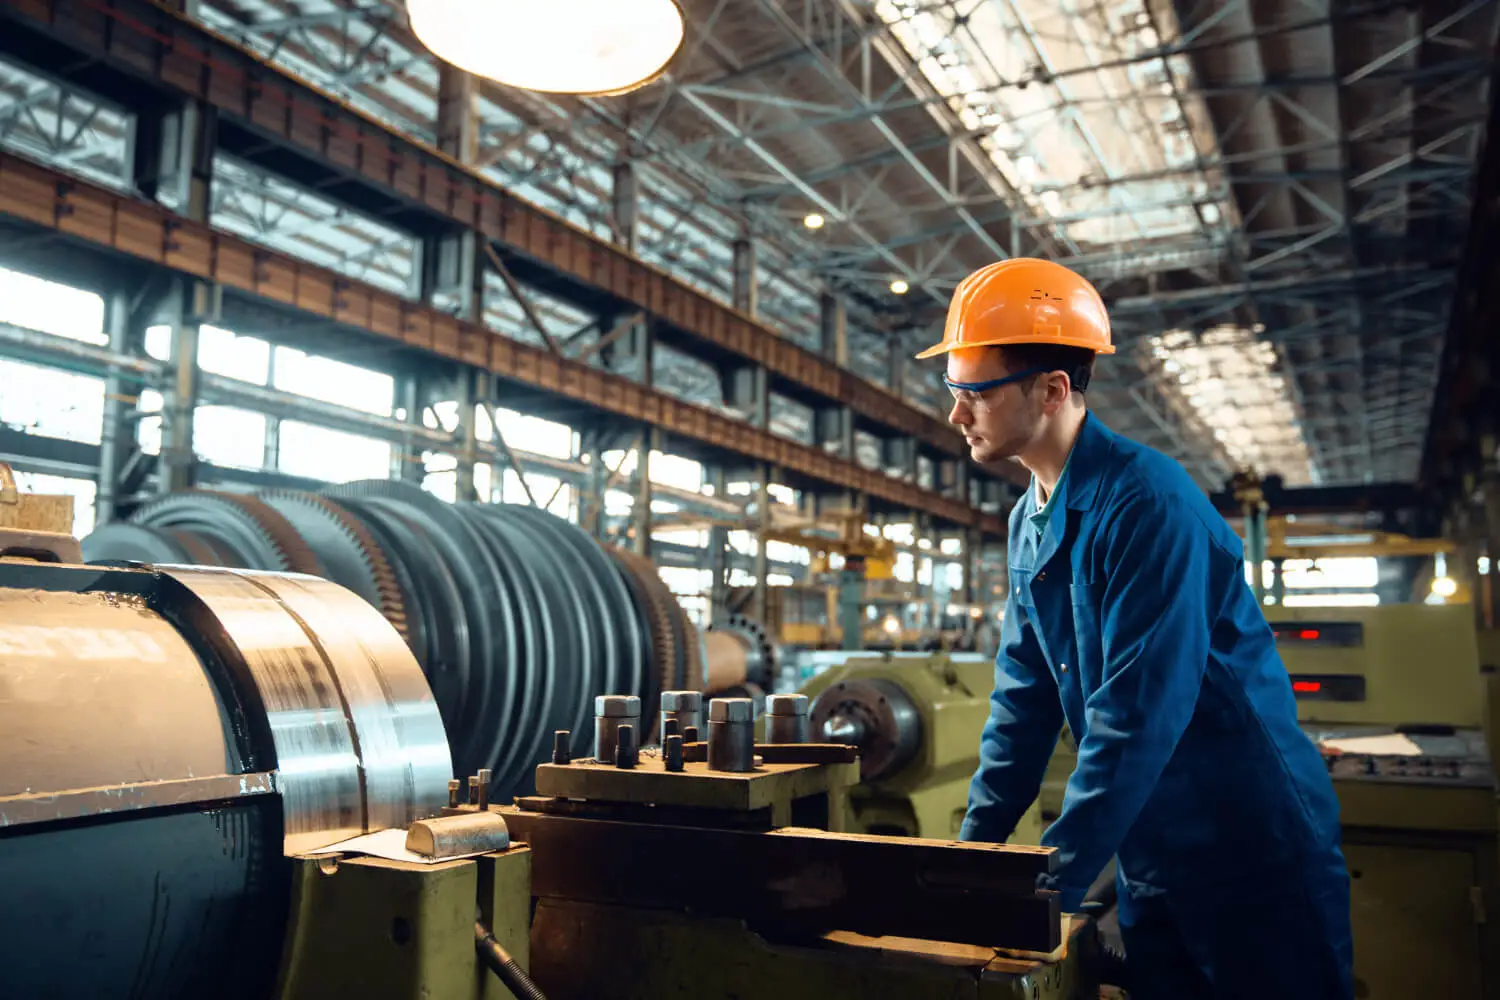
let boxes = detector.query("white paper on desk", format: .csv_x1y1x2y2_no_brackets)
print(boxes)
1319,733,1424,756
302,827,490,864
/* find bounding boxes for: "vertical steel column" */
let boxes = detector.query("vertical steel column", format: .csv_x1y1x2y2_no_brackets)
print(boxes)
883,438,919,482
436,65,480,164
455,370,480,503
583,432,606,538
261,348,281,472
726,366,769,429
612,162,639,252
708,466,729,619
755,466,772,626
425,65,486,321
158,281,217,494
1233,472,1269,605
133,98,216,496
887,336,905,396
839,554,865,651
632,429,659,557
392,372,427,484
96,291,137,523
819,292,848,367
732,228,758,317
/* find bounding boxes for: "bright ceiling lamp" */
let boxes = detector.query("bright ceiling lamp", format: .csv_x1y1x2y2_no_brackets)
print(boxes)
406,0,686,97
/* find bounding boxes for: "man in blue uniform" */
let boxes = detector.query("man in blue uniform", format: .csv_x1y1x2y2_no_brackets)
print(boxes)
916,258,1353,999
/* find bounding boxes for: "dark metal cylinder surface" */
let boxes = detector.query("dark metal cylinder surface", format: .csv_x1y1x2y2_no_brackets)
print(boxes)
706,698,756,772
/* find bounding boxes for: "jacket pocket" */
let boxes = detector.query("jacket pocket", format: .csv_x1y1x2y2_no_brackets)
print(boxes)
1069,582,1103,688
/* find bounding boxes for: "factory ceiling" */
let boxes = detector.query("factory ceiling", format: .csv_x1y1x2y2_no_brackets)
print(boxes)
0,0,1495,493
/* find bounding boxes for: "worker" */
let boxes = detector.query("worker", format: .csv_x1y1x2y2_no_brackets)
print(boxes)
916,259,1352,999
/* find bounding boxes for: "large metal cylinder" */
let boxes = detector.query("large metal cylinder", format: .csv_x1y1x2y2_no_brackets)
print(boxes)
0,559,452,1000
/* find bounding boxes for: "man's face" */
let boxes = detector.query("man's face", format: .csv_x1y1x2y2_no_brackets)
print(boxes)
945,347,1052,464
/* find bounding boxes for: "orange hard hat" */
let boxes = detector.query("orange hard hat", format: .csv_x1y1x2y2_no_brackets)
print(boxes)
914,258,1114,359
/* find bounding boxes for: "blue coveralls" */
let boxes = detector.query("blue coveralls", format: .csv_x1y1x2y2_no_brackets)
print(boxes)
960,414,1353,999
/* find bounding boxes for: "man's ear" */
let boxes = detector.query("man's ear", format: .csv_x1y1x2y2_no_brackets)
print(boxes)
1046,372,1073,410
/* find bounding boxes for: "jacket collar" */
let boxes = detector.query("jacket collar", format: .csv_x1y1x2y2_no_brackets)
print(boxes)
1062,411,1115,512
1026,412,1114,574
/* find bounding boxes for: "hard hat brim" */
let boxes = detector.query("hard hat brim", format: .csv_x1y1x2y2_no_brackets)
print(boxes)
913,336,1117,360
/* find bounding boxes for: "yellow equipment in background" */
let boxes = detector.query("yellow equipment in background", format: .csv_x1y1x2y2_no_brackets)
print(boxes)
1270,605,1500,1000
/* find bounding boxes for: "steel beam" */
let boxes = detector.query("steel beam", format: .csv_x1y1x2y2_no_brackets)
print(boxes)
0,0,973,465
0,150,1006,534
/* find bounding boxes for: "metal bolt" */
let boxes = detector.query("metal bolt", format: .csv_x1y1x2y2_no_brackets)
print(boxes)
476,768,491,810
664,734,684,772
553,730,572,765
595,694,642,764
596,694,642,717
765,693,811,744
468,775,480,807
709,697,755,723
707,698,756,772
660,689,705,740
447,779,461,808
663,716,681,739
683,725,700,743
614,724,637,769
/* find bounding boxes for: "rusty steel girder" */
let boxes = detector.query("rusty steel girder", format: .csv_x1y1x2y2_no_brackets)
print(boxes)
0,150,1005,535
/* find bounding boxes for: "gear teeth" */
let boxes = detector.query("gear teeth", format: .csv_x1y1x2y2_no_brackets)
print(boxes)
129,489,323,576
258,490,411,644
609,548,683,737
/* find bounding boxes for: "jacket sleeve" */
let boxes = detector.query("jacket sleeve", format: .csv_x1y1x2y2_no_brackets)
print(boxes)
958,593,1065,843
1037,489,1215,910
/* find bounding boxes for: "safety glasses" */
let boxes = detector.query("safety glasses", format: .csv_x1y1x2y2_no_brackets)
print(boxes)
943,367,1047,410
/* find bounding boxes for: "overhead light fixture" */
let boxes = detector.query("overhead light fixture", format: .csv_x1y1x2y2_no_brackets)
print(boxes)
406,0,686,97
890,279,910,295
803,213,826,230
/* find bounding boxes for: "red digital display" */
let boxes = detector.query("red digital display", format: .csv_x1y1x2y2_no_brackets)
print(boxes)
1270,621,1362,647
1287,674,1364,701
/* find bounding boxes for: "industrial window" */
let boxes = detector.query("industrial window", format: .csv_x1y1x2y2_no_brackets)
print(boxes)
0,359,105,445
192,405,268,471
278,421,392,483
273,347,394,417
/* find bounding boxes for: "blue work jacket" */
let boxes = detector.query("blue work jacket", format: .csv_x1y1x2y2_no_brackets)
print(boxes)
960,414,1344,912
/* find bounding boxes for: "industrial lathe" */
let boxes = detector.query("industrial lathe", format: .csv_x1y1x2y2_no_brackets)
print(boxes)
0,480,1100,1000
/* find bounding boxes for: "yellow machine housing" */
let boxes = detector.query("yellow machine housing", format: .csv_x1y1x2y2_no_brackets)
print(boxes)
798,653,1046,845
1267,605,1500,1000
1272,603,1484,728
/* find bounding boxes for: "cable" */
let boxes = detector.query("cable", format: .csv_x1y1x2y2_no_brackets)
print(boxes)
474,920,548,1000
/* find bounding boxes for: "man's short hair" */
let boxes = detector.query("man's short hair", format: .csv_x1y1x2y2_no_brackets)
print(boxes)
997,343,1097,394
